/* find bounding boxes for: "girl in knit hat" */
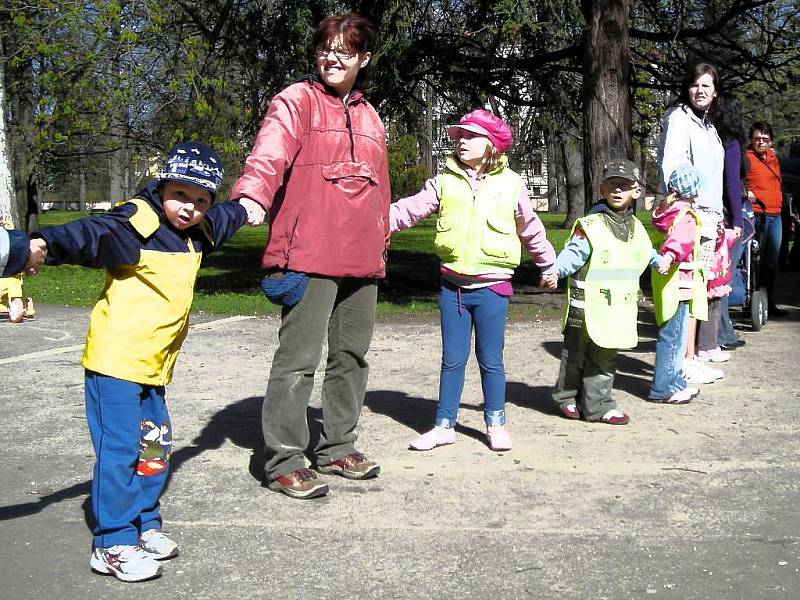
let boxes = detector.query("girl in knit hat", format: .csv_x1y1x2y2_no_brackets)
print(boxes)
390,109,556,452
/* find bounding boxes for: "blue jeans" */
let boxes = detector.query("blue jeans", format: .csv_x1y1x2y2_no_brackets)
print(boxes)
649,301,689,399
436,282,509,428
718,235,746,345
757,214,782,303
85,372,171,548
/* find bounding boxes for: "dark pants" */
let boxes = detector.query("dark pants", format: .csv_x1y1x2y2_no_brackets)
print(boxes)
696,298,722,352
756,214,782,306
552,324,619,420
262,276,377,480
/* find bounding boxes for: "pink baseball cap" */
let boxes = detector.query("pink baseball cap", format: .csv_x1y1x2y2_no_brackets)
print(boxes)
447,109,513,153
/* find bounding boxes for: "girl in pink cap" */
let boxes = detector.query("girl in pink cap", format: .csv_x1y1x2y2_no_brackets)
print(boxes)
390,109,556,452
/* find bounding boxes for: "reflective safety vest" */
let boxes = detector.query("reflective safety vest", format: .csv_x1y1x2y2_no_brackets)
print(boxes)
564,213,652,349
434,156,522,274
651,206,708,326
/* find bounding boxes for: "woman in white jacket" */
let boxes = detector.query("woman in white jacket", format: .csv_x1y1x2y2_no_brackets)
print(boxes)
656,63,726,385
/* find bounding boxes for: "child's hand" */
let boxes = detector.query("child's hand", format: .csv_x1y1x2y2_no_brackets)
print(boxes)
25,238,47,275
657,253,673,275
655,192,677,213
539,270,558,291
239,197,266,226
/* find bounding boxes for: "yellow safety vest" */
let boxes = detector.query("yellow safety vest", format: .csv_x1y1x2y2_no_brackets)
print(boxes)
564,213,652,349
434,156,522,274
651,206,708,325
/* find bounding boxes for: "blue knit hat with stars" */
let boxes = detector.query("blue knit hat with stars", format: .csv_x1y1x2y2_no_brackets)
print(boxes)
158,142,224,200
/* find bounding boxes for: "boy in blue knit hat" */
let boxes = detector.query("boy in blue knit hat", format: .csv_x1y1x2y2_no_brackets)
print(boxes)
30,142,262,582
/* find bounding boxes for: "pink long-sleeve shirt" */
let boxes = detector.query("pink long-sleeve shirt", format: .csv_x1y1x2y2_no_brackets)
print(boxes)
652,199,698,301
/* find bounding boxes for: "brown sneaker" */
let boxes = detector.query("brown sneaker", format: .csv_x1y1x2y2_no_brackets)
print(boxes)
267,468,329,499
317,452,380,480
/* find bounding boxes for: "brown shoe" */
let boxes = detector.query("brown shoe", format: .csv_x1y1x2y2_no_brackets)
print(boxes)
267,468,329,499
318,452,380,480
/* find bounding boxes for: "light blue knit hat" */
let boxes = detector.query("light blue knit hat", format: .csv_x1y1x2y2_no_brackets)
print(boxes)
668,163,705,200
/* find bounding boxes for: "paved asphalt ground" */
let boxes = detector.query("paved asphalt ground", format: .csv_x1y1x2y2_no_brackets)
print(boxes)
0,272,798,599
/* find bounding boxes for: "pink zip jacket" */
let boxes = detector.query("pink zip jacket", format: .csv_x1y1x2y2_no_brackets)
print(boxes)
389,174,556,278
707,227,737,299
230,77,391,278
652,199,698,301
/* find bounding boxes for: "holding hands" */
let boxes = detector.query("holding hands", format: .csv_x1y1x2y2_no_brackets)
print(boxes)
656,253,673,275
539,269,558,291
25,238,48,275
238,197,266,226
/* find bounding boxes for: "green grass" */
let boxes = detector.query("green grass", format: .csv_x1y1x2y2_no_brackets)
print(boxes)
23,208,657,317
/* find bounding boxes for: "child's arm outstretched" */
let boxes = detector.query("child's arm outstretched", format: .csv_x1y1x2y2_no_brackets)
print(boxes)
515,184,556,287
654,211,698,274
33,204,143,268
553,227,591,281
197,200,249,254
388,178,440,234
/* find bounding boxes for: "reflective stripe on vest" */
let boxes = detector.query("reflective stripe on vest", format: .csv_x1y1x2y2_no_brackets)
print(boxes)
564,213,652,349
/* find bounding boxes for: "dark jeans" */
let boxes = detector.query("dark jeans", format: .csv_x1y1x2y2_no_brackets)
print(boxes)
552,324,619,420
696,298,722,352
756,214,782,305
262,276,377,480
718,235,746,346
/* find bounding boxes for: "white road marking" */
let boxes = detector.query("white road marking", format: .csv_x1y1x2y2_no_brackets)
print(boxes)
0,315,257,365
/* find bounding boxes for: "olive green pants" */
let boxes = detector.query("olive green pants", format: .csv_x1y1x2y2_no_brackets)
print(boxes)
552,324,619,421
262,276,377,480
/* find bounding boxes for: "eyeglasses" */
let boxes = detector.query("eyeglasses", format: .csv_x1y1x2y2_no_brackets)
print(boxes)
315,47,357,62
753,136,771,143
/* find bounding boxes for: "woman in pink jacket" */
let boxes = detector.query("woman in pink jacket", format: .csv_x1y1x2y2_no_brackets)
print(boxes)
229,13,390,500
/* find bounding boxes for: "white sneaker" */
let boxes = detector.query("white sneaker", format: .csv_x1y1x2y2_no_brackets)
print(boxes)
696,360,724,380
90,544,162,582
683,359,721,384
140,529,179,560
666,387,696,404
696,348,731,363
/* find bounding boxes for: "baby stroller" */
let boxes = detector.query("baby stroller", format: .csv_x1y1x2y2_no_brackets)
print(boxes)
728,199,769,330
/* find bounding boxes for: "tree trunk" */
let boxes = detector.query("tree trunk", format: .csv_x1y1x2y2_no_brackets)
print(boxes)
546,131,561,213
420,81,434,175
582,0,633,203
0,42,19,228
561,129,585,228
79,170,87,212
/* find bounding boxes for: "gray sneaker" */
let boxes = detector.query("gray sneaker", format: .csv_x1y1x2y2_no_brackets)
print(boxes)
90,544,162,582
140,529,179,560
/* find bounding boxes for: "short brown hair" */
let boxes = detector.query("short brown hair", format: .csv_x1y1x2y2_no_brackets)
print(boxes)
677,62,721,109
313,13,376,55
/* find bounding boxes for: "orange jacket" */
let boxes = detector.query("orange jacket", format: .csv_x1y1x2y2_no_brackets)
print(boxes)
746,148,783,214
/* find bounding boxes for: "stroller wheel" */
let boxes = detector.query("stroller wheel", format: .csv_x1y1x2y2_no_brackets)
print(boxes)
751,288,768,331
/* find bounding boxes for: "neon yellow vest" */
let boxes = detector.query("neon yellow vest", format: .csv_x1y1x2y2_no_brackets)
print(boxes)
82,199,204,385
651,206,708,325
434,156,522,274
564,213,652,349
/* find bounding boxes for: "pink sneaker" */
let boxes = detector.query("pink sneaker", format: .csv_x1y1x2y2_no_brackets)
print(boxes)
486,425,512,451
696,348,731,363
409,426,455,451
